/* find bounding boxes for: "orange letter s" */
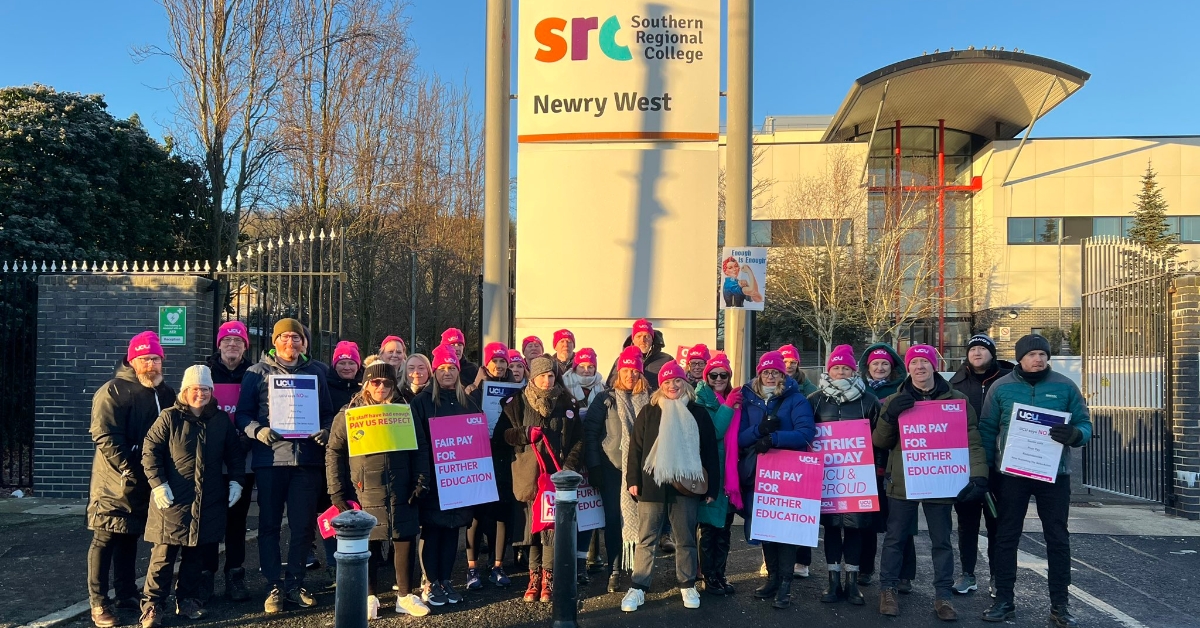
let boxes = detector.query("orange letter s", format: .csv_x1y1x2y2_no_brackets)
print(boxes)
534,17,567,62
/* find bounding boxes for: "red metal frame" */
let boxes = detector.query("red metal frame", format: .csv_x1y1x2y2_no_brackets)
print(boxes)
868,118,983,356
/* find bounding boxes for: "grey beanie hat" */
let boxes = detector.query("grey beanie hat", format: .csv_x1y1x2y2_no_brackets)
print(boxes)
1014,334,1052,362
529,356,554,379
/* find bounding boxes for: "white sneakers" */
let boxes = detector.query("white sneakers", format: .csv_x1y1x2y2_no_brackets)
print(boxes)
681,587,701,609
396,594,431,617
794,564,810,578
621,588,645,612
367,595,380,620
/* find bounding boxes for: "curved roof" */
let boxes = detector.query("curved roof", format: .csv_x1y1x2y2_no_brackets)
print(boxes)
822,50,1090,143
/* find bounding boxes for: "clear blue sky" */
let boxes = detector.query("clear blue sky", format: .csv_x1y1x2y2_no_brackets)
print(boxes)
1,0,1196,143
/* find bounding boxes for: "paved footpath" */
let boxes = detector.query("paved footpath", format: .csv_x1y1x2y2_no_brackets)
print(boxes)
5,496,1199,628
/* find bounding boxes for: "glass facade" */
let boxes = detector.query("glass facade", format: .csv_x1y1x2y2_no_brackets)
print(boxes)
1008,216,1200,244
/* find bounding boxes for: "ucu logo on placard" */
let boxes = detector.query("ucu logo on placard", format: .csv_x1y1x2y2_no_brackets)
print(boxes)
275,379,297,389
466,416,484,426
534,16,632,62
942,403,961,412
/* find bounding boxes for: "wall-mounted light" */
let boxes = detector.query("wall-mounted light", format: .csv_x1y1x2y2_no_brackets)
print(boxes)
1008,310,1019,319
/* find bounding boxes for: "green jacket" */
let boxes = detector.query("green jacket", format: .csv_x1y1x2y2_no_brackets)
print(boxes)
793,370,818,397
872,374,989,504
694,382,734,527
858,342,907,398
979,367,1092,477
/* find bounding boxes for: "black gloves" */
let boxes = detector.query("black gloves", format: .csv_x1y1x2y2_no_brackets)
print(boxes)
956,476,989,503
333,498,353,513
310,429,330,446
1048,423,1082,446
588,467,605,490
754,434,773,454
409,474,430,503
884,392,916,423
759,415,782,436
256,427,283,445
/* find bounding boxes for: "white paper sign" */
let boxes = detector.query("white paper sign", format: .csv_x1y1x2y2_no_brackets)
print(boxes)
481,382,525,436
1000,403,1069,483
268,375,320,438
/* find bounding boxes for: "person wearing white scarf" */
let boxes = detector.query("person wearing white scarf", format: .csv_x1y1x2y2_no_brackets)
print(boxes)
562,348,605,408
619,363,718,614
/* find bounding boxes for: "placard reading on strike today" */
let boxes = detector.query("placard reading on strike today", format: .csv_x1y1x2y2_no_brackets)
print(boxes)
427,413,498,509
812,419,878,514
345,404,418,457
899,400,970,499
517,0,720,142
750,450,823,547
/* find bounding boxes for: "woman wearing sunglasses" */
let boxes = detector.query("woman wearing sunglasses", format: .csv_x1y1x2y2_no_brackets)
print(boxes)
695,354,740,596
326,362,433,619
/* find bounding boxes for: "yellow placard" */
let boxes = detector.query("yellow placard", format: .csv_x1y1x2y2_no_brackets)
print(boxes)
345,404,417,457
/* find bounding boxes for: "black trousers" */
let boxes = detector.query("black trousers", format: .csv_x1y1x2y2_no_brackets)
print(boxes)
954,473,999,575
368,539,415,595
419,524,461,583
225,472,254,572
823,526,863,567
761,541,799,582
143,543,215,609
256,466,322,590
699,510,735,579
87,530,140,606
594,463,624,573
993,474,1072,606
861,486,917,579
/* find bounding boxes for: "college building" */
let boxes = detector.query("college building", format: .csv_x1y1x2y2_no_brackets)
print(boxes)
723,49,1200,362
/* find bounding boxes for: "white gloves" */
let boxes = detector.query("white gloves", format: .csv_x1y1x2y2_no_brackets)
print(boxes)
228,481,243,507
152,484,174,509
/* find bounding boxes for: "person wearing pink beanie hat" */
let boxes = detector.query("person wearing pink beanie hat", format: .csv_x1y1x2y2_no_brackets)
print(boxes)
507,350,528,384
439,328,480,386
549,329,577,379
777,344,817,396
685,344,712,383
521,337,544,363
328,341,363,413
732,350,816,609
807,344,881,605
378,336,407,371
694,352,738,596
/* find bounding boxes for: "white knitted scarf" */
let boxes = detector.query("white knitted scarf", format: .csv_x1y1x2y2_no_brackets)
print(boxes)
643,397,704,486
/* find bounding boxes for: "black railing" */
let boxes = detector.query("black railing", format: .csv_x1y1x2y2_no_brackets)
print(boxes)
0,269,36,488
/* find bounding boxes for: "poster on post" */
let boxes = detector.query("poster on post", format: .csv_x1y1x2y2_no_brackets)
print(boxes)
719,246,767,311
213,384,240,422
427,413,498,509
812,419,879,514
898,400,970,499
749,450,823,547
481,382,524,436
267,375,320,438
345,404,418,457
999,403,1069,483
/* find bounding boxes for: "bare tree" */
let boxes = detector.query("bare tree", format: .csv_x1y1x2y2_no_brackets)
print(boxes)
143,0,284,263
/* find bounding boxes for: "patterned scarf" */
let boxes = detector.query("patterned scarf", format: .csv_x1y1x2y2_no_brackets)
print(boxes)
818,373,866,404
614,388,648,570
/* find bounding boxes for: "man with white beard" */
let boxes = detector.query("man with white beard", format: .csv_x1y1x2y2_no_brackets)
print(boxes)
87,331,176,628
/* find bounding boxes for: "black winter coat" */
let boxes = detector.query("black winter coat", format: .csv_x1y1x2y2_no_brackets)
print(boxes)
409,386,478,529
468,373,520,505
235,351,334,469
326,393,431,541
498,388,584,502
206,353,250,385
88,362,176,535
328,372,362,415
142,400,244,546
625,400,720,503
807,386,881,529
605,331,672,392
949,360,1015,418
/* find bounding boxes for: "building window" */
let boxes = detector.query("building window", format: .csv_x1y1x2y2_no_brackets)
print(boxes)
772,219,853,246
1062,217,1092,243
1093,217,1122,237
1007,218,1035,244
750,220,772,246
1182,217,1200,243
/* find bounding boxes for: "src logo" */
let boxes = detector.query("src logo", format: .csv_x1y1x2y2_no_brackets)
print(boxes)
534,16,632,62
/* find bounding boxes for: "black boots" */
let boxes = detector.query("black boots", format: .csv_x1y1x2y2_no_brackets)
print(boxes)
224,568,250,601
1050,604,1079,628
820,569,843,603
755,544,781,599
772,577,792,609
982,600,1016,622
843,569,864,605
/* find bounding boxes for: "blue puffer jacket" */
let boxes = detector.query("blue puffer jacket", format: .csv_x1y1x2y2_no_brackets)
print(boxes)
235,351,334,469
737,376,816,451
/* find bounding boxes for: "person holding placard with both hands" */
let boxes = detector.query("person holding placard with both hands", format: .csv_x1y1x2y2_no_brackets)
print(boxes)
978,334,1092,628
872,344,989,622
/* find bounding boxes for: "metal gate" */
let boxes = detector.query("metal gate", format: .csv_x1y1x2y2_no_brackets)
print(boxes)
0,267,36,488
1080,235,1172,502
211,229,346,363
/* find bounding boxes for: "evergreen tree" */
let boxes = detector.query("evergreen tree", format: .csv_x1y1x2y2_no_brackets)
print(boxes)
1127,162,1181,260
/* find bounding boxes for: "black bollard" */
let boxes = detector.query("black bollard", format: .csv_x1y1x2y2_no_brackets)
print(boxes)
331,509,377,628
552,470,583,628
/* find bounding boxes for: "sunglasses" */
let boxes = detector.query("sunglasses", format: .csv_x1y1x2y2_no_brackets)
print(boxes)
366,379,394,388
707,372,730,380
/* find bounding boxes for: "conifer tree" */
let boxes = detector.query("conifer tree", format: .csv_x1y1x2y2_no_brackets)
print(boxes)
1127,162,1181,260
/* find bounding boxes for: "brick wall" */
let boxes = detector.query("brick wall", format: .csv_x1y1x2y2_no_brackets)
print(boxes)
34,274,214,498
1169,275,1200,519
984,307,1081,360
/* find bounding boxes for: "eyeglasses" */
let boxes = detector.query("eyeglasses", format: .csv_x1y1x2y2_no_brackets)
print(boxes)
707,372,730,380
366,379,394,388
277,333,303,343
134,356,162,364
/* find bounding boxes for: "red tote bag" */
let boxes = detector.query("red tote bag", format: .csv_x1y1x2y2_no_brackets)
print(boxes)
531,436,562,534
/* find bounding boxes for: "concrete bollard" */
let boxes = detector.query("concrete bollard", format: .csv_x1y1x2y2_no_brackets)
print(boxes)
332,509,378,628
552,470,583,628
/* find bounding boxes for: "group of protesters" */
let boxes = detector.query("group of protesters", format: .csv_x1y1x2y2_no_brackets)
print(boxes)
85,315,1091,627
